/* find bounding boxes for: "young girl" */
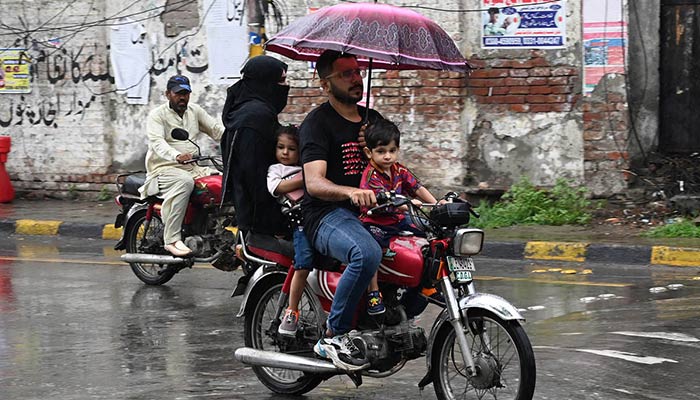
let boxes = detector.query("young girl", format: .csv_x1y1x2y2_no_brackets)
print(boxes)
266,125,314,336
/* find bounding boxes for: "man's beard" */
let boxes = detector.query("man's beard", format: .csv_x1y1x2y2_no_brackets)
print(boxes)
329,81,363,105
170,99,188,113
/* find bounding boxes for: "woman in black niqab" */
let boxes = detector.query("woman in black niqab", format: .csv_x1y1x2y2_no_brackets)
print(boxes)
221,55,290,235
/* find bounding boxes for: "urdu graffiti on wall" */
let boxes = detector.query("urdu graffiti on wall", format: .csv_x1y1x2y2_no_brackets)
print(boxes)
0,92,97,128
32,42,210,85
0,41,210,129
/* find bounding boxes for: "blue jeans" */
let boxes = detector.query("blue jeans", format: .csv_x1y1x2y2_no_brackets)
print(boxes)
293,226,314,270
312,208,382,335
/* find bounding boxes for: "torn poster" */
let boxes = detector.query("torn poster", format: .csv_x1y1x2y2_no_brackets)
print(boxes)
110,18,151,105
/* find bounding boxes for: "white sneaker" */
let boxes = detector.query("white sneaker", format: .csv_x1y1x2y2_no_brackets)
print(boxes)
314,333,369,371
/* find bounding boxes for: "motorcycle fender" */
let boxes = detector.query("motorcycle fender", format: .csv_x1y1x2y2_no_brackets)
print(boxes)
236,265,287,318
419,293,524,389
114,203,150,250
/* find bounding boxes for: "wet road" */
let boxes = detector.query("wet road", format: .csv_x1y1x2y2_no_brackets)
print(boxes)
1,236,700,399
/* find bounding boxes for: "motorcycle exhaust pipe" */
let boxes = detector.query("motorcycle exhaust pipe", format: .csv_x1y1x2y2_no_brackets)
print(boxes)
121,253,189,265
234,347,341,373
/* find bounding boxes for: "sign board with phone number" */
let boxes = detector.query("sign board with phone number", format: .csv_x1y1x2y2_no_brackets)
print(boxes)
0,49,31,94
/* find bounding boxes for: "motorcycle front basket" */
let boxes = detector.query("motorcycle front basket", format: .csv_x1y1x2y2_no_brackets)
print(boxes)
429,202,471,227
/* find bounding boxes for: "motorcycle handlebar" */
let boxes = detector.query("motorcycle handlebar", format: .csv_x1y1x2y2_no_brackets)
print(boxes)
367,191,480,218
182,156,224,172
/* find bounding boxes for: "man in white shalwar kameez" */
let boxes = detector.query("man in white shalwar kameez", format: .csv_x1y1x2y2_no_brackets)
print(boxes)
139,75,224,256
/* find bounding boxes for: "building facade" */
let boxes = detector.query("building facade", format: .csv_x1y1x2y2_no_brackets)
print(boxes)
0,0,659,199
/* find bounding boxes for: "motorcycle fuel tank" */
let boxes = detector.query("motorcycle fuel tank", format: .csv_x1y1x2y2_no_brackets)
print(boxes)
191,175,223,205
377,236,428,287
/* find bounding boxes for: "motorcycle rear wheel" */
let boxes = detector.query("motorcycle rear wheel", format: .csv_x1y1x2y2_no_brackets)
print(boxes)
432,309,536,400
126,211,176,285
244,277,325,395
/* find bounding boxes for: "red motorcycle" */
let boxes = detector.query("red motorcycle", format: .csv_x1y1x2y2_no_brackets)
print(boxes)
234,192,536,400
114,129,239,285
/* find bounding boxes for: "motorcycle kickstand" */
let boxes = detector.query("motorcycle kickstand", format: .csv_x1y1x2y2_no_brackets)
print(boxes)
346,371,363,387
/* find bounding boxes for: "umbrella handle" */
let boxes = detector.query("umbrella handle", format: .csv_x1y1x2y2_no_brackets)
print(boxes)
364,58,373,125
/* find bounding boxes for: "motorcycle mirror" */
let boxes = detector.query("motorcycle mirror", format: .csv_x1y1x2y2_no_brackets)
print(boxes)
171,128,190,141
171,128,201,157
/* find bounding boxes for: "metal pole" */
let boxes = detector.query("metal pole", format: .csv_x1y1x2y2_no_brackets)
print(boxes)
365,58,373,123
247,0,265,57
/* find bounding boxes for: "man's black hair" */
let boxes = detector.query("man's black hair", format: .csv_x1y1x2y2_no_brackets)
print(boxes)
365,119,401,149
317,50,357,79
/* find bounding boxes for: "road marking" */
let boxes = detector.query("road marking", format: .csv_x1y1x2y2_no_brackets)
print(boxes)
612,331,700,342
0,256,123,265
477,276,631,287
534,345,678,365
573,349,678,365
525,241,588,262
0,256,215,269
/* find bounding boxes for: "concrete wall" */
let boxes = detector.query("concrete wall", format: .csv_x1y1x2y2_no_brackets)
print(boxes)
627,0,660,162
0,0,651,199
463,1,585,192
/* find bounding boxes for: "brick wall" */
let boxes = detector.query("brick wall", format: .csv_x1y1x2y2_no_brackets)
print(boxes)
468,55,579,113
0,0,631,200
279,68,468,194
581,74,630,196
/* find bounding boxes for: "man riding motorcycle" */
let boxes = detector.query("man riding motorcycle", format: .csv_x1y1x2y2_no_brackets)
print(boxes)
139,75,224,257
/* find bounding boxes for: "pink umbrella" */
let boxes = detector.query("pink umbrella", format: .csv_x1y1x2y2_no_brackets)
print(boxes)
265,3,470,72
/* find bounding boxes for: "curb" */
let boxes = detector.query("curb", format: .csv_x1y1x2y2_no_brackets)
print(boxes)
3,219,700,268
1,219,122,240
485,241,700,268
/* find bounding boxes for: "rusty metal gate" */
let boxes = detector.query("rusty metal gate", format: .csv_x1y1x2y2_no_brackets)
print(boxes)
660,0,700,153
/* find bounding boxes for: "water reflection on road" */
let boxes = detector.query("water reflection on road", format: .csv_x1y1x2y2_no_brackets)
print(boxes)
0,237,699,399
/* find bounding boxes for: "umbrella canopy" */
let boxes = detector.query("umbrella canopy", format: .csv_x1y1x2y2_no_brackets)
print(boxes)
265,3,470,72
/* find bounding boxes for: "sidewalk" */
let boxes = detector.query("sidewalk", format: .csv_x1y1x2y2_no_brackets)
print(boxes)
2,199,700,267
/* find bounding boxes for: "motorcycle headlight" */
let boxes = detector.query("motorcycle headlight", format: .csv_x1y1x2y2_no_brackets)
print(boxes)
452,228,484,256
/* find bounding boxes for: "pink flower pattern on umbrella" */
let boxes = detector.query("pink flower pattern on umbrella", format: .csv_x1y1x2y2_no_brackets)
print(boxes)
265,3,470,72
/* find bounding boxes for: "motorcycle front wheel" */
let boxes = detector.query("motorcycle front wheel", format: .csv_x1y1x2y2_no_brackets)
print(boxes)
243,276,325,395
432,309,536,400
125,210,176,285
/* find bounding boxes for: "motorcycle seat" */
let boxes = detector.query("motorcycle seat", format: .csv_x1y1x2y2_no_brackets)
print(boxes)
123,174,146,196
247,232,294,260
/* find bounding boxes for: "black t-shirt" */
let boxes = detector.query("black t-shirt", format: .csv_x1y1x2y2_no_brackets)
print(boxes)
300,102,383,240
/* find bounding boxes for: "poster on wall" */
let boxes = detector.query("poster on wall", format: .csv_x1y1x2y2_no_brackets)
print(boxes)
0,49,31,94
582,0,626,95
203,0,249,85
481,0,566,49
110,19,151,105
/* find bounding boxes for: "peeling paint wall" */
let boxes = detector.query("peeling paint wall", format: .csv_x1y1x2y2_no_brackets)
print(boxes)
461,1,587,193
0,0,647,199
1,0,113,195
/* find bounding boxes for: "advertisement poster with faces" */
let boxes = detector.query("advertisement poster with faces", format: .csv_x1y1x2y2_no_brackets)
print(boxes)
481,0,566,49
582,0,625,95
0,49,31,94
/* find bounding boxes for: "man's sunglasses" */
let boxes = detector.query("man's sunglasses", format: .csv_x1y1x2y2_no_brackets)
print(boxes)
325,68,367,81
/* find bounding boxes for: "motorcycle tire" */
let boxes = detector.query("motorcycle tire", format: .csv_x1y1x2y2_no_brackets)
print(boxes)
125,210,176,286
243,276,324,395
431,309,536,400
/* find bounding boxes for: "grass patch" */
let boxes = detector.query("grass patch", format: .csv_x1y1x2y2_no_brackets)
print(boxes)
470,177,598,229
642,219,700,238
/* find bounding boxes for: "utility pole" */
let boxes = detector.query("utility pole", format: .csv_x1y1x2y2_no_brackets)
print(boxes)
247,0,266,58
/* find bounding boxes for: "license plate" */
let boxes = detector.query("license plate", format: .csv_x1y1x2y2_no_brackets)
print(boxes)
447,256,474,282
